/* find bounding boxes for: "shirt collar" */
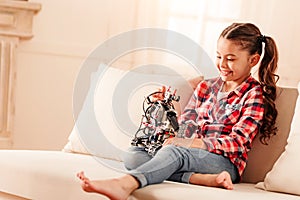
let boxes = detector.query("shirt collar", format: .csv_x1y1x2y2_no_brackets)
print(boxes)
233,76,259,97
212,76,259,98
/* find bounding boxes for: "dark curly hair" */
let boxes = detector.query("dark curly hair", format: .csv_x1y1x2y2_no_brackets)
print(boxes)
220,23,279,145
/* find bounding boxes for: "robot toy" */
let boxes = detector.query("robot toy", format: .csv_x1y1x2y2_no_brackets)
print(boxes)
131,87,180,156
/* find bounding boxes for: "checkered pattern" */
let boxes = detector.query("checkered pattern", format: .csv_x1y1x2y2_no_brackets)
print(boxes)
179,76,264,178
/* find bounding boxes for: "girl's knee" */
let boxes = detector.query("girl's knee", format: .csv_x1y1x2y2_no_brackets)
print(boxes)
123,147,151,170
123,155,138,170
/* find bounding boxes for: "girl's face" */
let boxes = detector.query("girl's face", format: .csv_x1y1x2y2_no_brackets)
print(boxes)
216,37,259,87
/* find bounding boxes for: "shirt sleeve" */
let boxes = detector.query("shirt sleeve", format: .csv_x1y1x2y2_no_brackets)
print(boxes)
202,86,264,158
179,81,209,122
178,81,209,137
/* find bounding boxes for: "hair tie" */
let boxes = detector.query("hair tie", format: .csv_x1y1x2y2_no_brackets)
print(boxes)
258,35,266,43
257,35,266,66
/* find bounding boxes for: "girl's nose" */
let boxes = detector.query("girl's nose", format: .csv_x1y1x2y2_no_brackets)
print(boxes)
218,58,227,69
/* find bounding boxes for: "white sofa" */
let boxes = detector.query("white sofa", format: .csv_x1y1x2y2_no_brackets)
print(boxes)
0,66,299,200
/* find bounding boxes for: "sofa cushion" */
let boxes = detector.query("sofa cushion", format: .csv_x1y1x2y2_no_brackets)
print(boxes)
0,150,299,200
134,182,300,200
255,83,300,196
63,64,198,161
62,65,130,161
0,150,125,200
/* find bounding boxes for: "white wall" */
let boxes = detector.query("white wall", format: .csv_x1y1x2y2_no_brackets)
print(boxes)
13,0,151,150
12,0,300,150
13,0,111,150
239,0,300,86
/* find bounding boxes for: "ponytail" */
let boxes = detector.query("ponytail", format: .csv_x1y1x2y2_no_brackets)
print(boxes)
258,36,279,144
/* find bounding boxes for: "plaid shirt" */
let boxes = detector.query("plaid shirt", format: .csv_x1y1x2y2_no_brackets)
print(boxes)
179,76,264,178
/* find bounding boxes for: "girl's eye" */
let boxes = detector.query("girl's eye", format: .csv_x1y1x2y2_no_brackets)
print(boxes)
216,56,221,59
227,58,234,61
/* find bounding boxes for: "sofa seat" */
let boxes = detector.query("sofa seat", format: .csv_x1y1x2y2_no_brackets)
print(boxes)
0,150,299,200
0,150,119,200
134,182,300,200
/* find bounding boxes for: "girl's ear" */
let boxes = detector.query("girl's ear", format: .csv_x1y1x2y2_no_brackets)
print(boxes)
249,54,260,67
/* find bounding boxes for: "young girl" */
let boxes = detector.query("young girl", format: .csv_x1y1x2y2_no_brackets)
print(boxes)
77,22,279,200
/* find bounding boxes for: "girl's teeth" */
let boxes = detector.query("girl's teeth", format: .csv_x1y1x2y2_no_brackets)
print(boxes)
221,71,231,76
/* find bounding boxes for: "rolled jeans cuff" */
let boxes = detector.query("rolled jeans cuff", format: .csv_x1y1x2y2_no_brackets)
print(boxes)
182,172,194,183
129,172,147,188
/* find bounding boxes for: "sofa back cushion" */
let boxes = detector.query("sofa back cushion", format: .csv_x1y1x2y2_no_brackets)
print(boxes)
254,83,300,195
63,65,199,161
242,86,299,183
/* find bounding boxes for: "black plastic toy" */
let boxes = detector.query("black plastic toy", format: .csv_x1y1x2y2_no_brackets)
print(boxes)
131,87,180,156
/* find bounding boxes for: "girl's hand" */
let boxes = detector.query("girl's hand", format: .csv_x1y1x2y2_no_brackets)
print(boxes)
152,86,166,101
163,137,207,149
163,137,193,148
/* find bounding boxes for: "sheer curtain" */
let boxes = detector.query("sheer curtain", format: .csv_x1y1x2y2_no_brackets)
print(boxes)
116,0,243,77
110,0,299,86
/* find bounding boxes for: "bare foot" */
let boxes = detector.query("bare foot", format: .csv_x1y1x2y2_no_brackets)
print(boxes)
189,171,234,190
76,171,139,200
215,171,234,190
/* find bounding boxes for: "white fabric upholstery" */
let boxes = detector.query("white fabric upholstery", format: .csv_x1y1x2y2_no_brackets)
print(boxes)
134,182,300,200
63,65,196,161
0,150,299,200
0,150,123,200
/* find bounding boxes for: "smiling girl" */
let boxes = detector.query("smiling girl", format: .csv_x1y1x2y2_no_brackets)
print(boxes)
77,23,279,200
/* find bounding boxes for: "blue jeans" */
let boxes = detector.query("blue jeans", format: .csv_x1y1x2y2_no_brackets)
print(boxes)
124,145,238,188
